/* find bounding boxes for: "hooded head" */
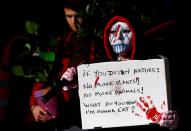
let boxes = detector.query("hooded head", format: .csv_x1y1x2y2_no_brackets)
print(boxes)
104,16,136,60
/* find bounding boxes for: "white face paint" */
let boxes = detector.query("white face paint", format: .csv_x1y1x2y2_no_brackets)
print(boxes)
109,22,132,55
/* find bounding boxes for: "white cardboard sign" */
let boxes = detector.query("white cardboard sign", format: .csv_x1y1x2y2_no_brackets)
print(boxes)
77,59,169,130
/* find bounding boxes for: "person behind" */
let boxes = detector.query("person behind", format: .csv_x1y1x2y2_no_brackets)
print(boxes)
29,0,104,130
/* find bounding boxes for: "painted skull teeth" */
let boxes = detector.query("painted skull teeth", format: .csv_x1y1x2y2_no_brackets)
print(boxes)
112,44,128,54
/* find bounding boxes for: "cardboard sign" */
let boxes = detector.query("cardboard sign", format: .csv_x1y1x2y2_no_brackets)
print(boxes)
77,59,170,130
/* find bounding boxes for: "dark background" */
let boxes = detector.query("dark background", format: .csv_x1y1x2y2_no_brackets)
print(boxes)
0,0,190,130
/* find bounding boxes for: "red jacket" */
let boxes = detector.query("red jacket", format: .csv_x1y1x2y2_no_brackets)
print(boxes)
29,30,102,127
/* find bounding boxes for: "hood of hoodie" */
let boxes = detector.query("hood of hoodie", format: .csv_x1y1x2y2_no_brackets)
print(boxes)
104,16,136,60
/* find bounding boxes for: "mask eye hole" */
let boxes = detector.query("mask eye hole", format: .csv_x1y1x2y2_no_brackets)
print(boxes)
110,31,116,34
123,30,130,33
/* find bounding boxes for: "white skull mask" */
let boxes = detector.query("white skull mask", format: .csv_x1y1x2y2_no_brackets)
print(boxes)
109,22,132,55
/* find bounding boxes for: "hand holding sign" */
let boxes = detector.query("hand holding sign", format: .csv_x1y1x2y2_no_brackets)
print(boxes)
61,67,76,81
61,67,78,91
160,110,179,130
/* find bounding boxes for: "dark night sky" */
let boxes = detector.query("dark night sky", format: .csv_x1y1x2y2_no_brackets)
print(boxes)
0,0,190,66
0,0,189,34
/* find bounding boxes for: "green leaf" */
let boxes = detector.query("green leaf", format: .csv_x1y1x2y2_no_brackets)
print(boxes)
25,20,39,35
25,42,31,51
35,72,47,82
39,52,55,62
49,37,58,48
12,65,25,76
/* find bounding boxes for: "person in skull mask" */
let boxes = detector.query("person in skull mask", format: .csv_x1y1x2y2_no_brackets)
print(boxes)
102,15,179,130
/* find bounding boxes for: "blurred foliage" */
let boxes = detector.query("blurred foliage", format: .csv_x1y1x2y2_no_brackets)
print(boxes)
75,0,175,36
11,20,57,82
25,20,39,36
73,0,122,37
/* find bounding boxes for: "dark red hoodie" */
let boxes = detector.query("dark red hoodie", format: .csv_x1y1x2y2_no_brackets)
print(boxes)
103,16,136,60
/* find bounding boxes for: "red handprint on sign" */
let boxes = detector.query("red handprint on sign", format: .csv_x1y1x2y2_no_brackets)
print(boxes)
136,96,165,123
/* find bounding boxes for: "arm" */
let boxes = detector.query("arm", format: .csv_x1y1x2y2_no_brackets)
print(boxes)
30,82,42,107
30,82,49,122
